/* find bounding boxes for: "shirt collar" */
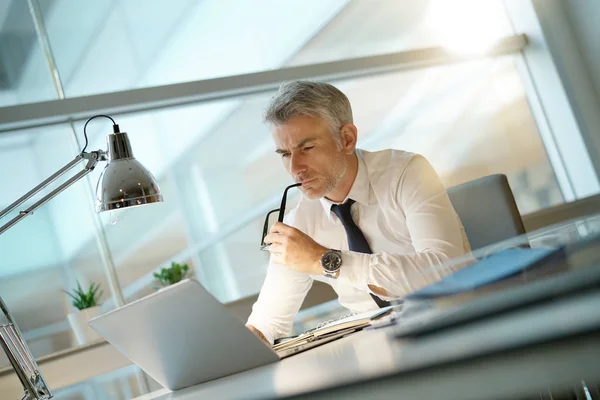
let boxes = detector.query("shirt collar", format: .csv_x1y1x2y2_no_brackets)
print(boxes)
319,151,371,220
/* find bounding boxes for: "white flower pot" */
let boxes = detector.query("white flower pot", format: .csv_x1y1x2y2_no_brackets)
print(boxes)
67,306,102,345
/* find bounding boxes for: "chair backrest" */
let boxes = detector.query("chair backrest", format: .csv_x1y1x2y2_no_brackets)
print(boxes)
446,174,526,251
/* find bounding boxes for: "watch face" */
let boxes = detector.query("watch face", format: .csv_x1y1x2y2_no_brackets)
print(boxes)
322,251,342,272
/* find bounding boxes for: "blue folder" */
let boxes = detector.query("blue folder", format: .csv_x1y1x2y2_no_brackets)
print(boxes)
406,247,564,299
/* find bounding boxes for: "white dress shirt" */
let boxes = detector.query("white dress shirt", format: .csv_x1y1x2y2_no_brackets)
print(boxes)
247,149,470,343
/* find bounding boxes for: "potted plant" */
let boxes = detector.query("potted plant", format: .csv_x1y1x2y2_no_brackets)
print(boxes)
64,281,103,345
153,262,190,290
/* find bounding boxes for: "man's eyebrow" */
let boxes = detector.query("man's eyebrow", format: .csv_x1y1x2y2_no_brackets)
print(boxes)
275,138,317,154
295,138,317,149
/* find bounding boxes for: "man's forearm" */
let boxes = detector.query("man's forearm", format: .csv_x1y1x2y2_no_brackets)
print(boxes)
246,324,269,345
341,249,462,298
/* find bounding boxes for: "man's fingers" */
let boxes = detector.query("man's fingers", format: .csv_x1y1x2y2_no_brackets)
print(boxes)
263,232,284,245
267,243,284,255
246,324,269,345
269,222,295,235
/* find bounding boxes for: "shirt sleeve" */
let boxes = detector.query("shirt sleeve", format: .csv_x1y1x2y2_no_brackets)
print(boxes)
338,154,469,299
246,212,313,344
246,263,313,344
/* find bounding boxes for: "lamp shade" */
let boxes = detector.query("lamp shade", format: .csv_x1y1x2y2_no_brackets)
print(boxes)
95,131,163,212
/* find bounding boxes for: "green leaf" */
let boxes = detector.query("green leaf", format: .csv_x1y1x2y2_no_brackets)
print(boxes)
64,280,103,310
153,262,190,287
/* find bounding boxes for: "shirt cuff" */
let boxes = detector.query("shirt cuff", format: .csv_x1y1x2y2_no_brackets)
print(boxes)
339,251,371,291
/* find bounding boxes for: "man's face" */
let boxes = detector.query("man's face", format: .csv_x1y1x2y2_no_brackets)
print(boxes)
272,115,348,200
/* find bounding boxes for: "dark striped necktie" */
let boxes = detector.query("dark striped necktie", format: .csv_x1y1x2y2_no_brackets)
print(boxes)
331,199,391,308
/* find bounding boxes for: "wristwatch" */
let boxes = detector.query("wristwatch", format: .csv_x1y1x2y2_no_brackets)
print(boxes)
321,249,342,279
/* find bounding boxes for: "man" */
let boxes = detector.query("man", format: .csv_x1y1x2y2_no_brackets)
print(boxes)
246,81,470,344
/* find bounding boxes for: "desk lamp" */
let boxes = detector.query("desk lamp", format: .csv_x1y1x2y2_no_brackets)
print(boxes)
0,115,163,399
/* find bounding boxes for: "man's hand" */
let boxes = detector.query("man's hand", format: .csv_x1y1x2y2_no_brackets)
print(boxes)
246,324,269,345
368,284,392,297
264,222,328,275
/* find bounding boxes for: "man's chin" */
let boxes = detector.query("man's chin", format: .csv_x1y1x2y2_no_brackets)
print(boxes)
301,187,325,200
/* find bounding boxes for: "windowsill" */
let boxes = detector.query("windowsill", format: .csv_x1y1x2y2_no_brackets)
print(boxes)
0,338,108,377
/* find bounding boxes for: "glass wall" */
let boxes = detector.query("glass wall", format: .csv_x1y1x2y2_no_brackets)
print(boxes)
31,0,515,97
39,0,349,96
0,0,586,377
75,55,558,312
0,0,57,106
0,124,113,368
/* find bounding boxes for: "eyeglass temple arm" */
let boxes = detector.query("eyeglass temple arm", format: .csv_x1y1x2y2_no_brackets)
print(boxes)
0,151,107,236
261,208,280,246
261,183,302,248
277,183,302,223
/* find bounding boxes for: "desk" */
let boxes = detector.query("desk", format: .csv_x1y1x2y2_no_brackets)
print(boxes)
135,214,600,400
133,290,600,399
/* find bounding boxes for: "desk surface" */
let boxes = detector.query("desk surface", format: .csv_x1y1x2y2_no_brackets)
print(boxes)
134,287,600,400
134,216,600,399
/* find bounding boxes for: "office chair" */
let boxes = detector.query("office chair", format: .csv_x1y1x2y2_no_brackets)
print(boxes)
446,174,526,251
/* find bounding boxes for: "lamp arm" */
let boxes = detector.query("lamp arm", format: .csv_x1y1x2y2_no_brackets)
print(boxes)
0,150,107,399
0,150,107,236
1,295,53,400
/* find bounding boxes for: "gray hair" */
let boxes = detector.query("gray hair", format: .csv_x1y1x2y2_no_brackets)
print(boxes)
264,81,353,147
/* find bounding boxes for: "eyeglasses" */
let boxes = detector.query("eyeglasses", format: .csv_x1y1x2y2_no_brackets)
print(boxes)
260,182,302,250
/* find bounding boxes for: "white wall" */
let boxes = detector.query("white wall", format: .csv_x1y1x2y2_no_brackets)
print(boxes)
532,0,600,177
562,0,600,176
562,0,600,104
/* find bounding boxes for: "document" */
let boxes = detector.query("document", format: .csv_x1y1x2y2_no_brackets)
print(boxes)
272,305,397,353
406,246,564,299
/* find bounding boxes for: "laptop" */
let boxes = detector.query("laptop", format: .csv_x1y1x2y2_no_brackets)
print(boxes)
88,279,349,391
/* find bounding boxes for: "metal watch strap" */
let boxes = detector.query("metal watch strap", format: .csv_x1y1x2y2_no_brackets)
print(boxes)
321,249,342,278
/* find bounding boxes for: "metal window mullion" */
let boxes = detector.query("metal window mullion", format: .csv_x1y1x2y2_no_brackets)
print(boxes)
0,34,528,133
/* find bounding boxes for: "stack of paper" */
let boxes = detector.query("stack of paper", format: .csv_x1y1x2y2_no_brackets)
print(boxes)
272,306,396,353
